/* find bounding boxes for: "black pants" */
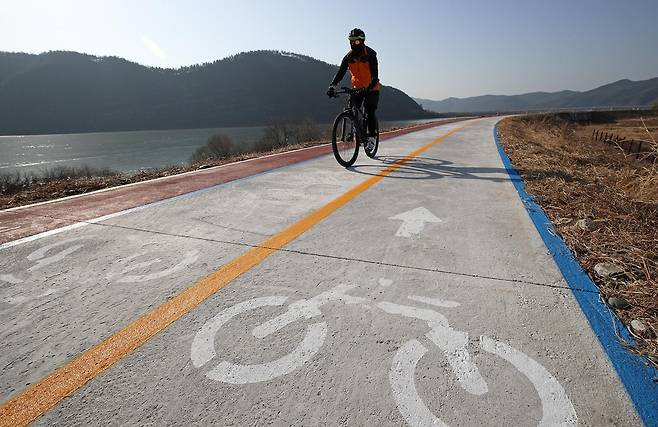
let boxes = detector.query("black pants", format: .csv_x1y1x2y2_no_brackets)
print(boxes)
354,90,379,136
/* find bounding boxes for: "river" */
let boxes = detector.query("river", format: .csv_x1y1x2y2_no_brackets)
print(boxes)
0,119,437,176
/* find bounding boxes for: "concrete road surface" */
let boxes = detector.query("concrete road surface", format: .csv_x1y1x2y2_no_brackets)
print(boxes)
0,118,643,426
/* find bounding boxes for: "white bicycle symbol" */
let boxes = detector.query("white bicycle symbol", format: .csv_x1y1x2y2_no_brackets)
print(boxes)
191,284,577,426
1,236,200,305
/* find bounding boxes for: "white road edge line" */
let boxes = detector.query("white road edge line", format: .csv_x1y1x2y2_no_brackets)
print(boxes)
0,204,151,251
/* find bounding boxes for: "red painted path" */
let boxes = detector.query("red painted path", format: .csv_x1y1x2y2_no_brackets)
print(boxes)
0,119,469,245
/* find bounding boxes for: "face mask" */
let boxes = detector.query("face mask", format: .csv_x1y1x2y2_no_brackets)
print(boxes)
350,43,364,53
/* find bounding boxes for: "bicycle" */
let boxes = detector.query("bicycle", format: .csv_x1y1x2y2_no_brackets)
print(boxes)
191,284,578,426
329,87,380,167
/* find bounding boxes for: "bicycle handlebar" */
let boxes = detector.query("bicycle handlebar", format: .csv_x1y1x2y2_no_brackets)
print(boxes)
329,86,359,98
336,86,358,94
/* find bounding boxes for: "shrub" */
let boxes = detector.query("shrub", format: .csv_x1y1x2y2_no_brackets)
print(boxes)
191,134,234,162
0,171,25,195
257,119,327,152
258,121,298,151
42,165,115,181
294,118,324,142
0,165,117,195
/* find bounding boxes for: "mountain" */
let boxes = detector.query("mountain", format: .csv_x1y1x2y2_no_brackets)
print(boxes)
0,50,435,135
415,78,658,113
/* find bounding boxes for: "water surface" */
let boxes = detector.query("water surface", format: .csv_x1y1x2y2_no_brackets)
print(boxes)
0,119,437,176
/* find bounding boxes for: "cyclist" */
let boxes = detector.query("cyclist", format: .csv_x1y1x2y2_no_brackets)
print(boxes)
327,28,381,151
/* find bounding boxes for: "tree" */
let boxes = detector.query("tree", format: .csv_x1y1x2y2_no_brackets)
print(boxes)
294,119,324,142
258,122,298,151
190,134,234,162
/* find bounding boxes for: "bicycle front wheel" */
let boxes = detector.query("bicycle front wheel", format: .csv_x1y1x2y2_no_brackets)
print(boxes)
331,112,359,167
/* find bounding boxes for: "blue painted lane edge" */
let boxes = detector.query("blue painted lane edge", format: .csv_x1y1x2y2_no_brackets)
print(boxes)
493,125,657,426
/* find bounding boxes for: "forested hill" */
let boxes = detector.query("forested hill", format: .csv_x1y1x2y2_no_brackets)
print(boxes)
415,77,658,113
0,50,435,135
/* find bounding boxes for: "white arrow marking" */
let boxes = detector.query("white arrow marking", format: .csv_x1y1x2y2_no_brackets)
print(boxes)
389,207,443,238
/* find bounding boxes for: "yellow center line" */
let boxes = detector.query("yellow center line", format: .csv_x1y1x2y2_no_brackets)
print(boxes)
0,123,469,426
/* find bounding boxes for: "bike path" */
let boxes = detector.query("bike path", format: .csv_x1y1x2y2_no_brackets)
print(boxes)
0,119,466,246
0,121,467,420
0,119,642,425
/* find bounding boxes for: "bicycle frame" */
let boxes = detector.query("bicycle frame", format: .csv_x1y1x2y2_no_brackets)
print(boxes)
334,87,369,142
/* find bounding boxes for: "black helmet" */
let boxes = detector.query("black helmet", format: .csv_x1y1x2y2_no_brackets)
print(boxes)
348,28,366,41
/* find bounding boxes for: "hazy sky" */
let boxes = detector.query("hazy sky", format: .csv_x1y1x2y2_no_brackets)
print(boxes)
2,0,657,100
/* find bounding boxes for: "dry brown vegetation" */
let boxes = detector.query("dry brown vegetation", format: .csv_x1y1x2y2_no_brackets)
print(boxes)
497,112,658,365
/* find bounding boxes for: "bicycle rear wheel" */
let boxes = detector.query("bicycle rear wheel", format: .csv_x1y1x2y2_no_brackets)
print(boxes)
331,112,359,167
364,120,379,158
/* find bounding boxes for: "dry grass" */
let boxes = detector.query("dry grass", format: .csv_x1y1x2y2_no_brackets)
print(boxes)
590,115,658,142
497,113,658,366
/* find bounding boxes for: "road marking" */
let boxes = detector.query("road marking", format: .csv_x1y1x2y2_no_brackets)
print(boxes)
378,301,489,396
251,284,366,339
208,322,327,384
191,295,328,384
389,207,443,238
3,287,68,306
0,124,468,426
109,250,200,283
408,295,460,308
389,333,577,426
27,238,86,272
390,339,448,427
188,285,576,424
192,284,365,384
480,336,578,426
0,206,151,251
191,296,289,368
426,327,488,396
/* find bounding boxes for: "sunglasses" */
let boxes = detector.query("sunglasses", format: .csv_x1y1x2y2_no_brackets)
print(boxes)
349,39,363,45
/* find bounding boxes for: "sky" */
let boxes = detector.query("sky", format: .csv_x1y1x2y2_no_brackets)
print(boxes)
2,0,657,100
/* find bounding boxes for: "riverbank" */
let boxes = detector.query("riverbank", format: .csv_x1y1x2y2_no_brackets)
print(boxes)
0,119,462,210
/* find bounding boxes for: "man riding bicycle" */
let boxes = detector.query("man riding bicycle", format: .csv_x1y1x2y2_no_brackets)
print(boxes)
327,28,381,151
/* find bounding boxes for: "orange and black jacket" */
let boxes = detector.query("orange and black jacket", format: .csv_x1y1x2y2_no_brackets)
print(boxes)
330,46,381,92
